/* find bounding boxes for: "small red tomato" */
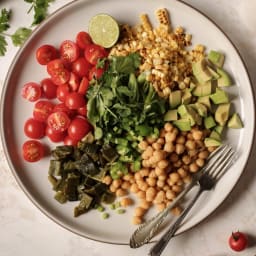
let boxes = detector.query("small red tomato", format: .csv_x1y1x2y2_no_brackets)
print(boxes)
47,59,70,85
33,100,55,122
84,44,108,65
59,40,80,63
88,66,104,80
229,231,248,252
68,72,80,91
56,84,70,102
36,44,58,65
53,103,76,118
63,135,80,146
46,126,66,143
76,31,92,49
24,118,45,139
78,76,90,94
72,57,91,77
22,140,44,162
21,82,42,102
65,92,85,110
47,111,71,133
67,117,91,141
40,78,57,99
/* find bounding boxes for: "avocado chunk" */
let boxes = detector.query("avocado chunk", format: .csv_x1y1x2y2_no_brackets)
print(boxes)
209,130,222,141
208,50,225,68
169,90,182,109
192,80,213,97
164,109,178,121
210,88,229,104
197,95,212,110
194,102,208,117
227,113,243,129
216,67,233,87
204,115,216,129
207,66,220,79
214,125,224,135
182,89,192,104
177,104,202,126
215,103,230,126
173,119,191,131
192,59,213,83
204,137,222,147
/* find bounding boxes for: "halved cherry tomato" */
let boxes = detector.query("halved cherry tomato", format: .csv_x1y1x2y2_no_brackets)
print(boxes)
89,66,105,80
67,116,91,141
33,100,55,122
65,92,86,110
21,82,42,102
24,118,45,139
68,72,80,91
78,76,90,94
40,78,57,99
46,126,66,143
56,84,70,102
59,40,80,63
76,31,92,49
53,103,76,118
22,140,44,162
36,44,58,65
47,111,71,133
77,105,87,116
84,44,108,65
72,57,91,77
47,59,70,85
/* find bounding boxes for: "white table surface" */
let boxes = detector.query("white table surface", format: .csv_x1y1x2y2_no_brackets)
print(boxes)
1,1,256,255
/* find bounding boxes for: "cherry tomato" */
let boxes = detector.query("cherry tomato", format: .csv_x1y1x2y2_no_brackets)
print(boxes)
89,66,104,80
77,105,87,116
22,140,44,162
76,31,92,49
47,111,71,133
40,78,57,99
33,100,55,122
65,92,86,110
53,103,76,118
72,57,91,77
84,44,108,65
78,76,90,94
47,59,70,85
21,82,42,102
24,118,46,139
229,232,248,252
45,126,66,143
63,135,80,146
56,84,70,102
36,44,58,65
59,40,80,63
68,72,80,91
67,117,91,141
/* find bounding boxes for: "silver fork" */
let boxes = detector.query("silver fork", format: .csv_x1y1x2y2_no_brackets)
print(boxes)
130,144,232,248
148,144,235,256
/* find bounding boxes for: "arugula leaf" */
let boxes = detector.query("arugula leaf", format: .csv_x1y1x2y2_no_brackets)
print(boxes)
0,35,7,56
11,27,32,46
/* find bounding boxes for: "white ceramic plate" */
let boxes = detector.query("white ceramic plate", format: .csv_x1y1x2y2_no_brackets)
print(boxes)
1,0,254,245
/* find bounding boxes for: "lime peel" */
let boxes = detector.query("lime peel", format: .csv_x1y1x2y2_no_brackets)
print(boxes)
89,13,120,48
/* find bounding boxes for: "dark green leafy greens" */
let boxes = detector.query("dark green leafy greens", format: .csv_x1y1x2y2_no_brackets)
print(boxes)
87,53,167,179
48,139,117,217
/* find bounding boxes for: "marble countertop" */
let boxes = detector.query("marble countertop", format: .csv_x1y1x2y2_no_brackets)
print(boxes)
1,1,256,255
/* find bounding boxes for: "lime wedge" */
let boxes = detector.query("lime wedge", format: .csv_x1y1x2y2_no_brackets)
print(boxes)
88,14,120,48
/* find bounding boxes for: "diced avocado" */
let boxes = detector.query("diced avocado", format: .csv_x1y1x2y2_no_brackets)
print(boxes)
208,50,225,68
182,89,192,104
210,88,229,104
215,103,230,126
204,115,216,129
169,90,182,109
209,130,222,141
173,119,191,131
177,104,189,116
227,113,243,129
197,95,212,110
178,104,202,126
204,137,222,147
192,59,213,83
207,66,220,79
192,80,213,97
214,125,224,135
190,81,197,91
216,67,233,87
164,109,178,121
194,102,208,117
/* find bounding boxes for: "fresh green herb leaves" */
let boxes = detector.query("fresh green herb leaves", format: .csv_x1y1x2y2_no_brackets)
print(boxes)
11,27,32,46
87,53,167,179
25,0,55,26
0,9,11,56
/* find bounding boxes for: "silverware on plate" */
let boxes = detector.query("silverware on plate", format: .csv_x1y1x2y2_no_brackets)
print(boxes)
129,144,235,250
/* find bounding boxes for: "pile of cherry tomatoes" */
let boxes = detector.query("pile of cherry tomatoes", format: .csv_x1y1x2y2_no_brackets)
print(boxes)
22,31,108,162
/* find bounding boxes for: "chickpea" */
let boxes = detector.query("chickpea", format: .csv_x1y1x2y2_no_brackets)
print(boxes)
134,172,142,180
176,135,186,144
170,152,179,163
164,122,174,132
198,150,209,159
173,160,182,168
149,170,157,178
154,190,166,204
166,189,176,200
195,158,205,167
120,197,134,207
116,188,127,197
152,142,162,150
140,182,149,192
137,190,146,199
155,166,166,176
169,172,180,183
122,173,132,181
172,184,183,193
153,150,166,162
159,128,166,138
165,132,176,142
175,143,185,155
142,146,153,159
171,206,182,216
146,136,157,144
189,162,200,173
132,216,143,225
138,140,148,151
182,155,191,165
130,183,139,193
109,184,117,193
102,175,112,185
188,149,198,157
142,159,151,168
121,181,131,190
185,140,196,150
158,174,167,181
192,130,203,140
134,207,146,217
156,179,165,188
146,187,157,200
146,177,157,187
183,175,192,184
140,199,151,210
157,159,169,169
156,203,166,212
139,168,150,177
156,137,165,145
163,142,175,153
112,179,122,188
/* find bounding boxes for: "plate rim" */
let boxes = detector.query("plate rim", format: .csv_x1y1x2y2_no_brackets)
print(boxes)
0,0,255,245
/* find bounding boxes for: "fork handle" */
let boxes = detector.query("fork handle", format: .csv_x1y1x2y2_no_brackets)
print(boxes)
148,187,203,256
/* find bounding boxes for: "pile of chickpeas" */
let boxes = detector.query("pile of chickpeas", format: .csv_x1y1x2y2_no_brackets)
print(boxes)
103,122,214,225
